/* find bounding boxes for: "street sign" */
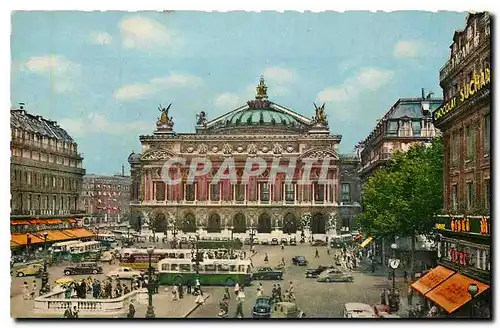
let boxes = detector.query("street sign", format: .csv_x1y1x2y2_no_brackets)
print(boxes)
389,258,400,269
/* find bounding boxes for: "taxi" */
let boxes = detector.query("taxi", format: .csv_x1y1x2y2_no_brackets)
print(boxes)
14,263,44,277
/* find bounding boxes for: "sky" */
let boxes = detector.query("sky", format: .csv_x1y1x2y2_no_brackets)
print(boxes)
11,11,468,175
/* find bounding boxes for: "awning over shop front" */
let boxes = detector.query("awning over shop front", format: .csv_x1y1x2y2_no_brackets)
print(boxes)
33,230,73,242
11,233,44,246
64,218,77,223
359,236,374,248
11,240,20,248
64,228,95,239
11,220,30,226
425,273,490,314
411,265,455,295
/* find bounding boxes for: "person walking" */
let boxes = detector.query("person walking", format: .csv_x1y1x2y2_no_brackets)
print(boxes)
186,280,192,295
256,283,263,297
72,306,79,319
281,244,284,251
277,284,282,301
178,283,184,299
407,285,413,306
31,280,37,299
271,284,277,302
288,281,295,301
235,289,245,318
234,282,240,296
264,253,269,264
195,287,205,304
223,286,231,300
171,284,179,302
404,270,408,284
22,281,30,300
126,303,135,318
315,248,319,258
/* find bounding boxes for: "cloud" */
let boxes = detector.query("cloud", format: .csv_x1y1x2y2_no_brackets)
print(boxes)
213,93,241,109
113,73,203,101
59,112,152,137
393,40,425,59
120,16,174,50
21,55,80,93
92,32,113,45
317,67,394,103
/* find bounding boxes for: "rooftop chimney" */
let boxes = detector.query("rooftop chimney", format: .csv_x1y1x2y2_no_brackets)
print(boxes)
421,88,425,99
121,165,125,177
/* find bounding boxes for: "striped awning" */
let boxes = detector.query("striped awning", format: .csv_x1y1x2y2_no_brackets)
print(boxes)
359,236,374,248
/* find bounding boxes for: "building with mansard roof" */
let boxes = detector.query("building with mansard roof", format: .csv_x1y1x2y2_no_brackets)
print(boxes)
128,78,344,238
10,105,86,234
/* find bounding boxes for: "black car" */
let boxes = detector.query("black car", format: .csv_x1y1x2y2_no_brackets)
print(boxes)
305,265,334,278
64,262,103,276
271,238,279,245
252,267,284,280
261,239,269,245
253,296,273,318
289,238,297,246
243,238,251,245
292,256,307,266
280,238,288,245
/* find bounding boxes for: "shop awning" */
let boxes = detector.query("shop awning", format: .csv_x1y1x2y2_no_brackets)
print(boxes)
11,240,20,248
411,265,455,295
64,228,95,239
425,273,490,314
45,219,63,225
64,218,77,223
11,233,44,246
359,236,374,248
11,220,30,226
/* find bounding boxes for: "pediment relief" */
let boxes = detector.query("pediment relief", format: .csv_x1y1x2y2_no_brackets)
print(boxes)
141,149,178,161
298,148,339,160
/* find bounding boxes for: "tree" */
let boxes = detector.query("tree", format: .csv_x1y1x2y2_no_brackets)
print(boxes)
357,137,443,278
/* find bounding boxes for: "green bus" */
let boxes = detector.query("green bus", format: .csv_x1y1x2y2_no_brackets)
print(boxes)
157,258,252,287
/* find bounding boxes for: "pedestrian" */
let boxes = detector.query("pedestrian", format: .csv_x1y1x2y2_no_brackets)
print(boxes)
72,306,79,319
257,283,263,297
327,248,330,255
172,284,179,301
281,244,284,251
264,253,269,264
271,284,277,301
277,284,282,301
235,289,245,318
288,281,295,301
315,248,319,258
126,303,135,318
380,289,387,305
404,270,408,283
223,286,231,300
234,282,240,295
186,280,192,295
283,289,290,302
31,280,37,299
178,283,184,299
22,281,30,300
407,285,413,306
195,287,205,304
63,306,74,318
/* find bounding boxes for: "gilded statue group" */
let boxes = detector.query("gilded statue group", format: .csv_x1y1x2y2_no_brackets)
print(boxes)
157,103,174,127
313,102,327,124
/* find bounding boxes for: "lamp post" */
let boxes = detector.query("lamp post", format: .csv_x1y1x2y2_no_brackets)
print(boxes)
249,219,256,252
145,247,155,318
229,225,234,258
190,234,200,279
39,232,49,295
467,283,479,318
389,242,399,311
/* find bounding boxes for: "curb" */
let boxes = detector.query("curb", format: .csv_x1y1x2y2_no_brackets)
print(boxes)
183,293,211,318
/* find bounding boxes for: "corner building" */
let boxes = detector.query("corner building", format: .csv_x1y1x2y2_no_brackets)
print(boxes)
411,12,491,318
129,78,342,238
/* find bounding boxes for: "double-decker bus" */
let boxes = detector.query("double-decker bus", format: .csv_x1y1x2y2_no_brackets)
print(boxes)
157,258,252,286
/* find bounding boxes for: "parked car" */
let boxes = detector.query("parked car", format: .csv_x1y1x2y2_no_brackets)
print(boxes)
100,251,113,263
253,238,260,245
289,238,297,246
261,239,269,245
214,237,221,241
253,296,273,318
244,238,251,245
14,263,43,277
317,268,354,282
280,238,288,245
252,267,284,280
343,303,377,318
107,267,142,279
311,240,328,246
305,265,334,278
271,238,279,245
64,262,103,276
291,256,307,266
271,302,305,318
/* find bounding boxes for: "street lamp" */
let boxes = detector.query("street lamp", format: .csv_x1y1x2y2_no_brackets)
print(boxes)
228,225,234,258
190,234,200,279
389,243,399,311
468,283,479,318
249,219,256,252
145,247,155,318
39,232,49,295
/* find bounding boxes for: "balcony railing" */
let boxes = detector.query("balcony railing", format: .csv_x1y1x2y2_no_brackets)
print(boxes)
138,199,335,206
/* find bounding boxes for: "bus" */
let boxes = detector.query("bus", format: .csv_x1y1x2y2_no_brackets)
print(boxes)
68,241,101,261
95,234,117,249
157,258,252,286
52,240,82,255
119,248,244,269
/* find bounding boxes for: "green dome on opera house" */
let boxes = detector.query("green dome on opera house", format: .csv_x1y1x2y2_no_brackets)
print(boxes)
226,107,300,127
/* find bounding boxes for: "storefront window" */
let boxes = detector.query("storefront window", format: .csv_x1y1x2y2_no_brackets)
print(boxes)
466,125,476,161
484,114,490,156
466,182,474,210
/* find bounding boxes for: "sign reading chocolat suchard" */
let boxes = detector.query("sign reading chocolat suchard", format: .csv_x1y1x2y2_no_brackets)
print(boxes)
433,67,490,123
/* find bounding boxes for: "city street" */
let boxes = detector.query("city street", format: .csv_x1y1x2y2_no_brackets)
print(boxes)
188,244,408,318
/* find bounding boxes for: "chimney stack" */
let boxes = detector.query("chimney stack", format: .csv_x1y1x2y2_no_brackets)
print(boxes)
122,165,125,177
421,88,425,99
